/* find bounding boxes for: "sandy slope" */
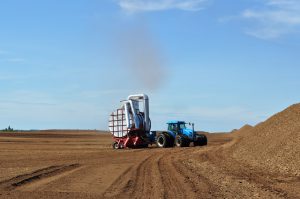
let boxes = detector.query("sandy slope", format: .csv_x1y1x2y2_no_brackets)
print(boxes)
232,103,300,176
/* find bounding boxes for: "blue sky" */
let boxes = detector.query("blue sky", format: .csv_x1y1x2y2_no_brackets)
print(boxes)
0,0,300,131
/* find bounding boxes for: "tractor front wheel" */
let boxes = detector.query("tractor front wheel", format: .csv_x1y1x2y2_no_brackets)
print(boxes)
175,135,189,147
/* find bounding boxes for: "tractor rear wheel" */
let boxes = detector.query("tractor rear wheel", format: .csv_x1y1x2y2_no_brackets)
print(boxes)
175,135,189,147
156,134,169,148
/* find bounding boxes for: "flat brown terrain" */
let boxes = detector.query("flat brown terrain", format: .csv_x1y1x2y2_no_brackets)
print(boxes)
0,128,299,198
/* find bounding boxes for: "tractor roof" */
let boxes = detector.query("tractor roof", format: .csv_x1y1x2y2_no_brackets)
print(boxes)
167,120,185,124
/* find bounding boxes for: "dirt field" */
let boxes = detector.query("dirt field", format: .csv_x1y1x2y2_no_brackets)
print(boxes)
0,129,299,198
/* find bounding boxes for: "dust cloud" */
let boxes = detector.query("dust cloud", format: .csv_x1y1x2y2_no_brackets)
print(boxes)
117,24,166,90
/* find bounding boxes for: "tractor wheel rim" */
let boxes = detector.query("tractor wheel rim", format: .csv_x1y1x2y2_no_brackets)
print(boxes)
158,137,164,145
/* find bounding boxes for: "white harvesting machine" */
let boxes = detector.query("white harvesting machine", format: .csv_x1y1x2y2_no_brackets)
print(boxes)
108,94,153,149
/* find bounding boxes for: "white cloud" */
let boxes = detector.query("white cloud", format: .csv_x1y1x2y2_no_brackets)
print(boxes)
241,0,300,39
117,0,210,13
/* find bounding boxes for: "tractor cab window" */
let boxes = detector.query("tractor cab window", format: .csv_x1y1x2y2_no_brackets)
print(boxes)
168,124,178,132
179,123,186,130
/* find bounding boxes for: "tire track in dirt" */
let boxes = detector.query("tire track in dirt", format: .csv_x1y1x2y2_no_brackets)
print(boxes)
103,152,164,198
157,149,198,199
103,148,211,199
129,153,165,198
0,164,80,191
170,148,219,198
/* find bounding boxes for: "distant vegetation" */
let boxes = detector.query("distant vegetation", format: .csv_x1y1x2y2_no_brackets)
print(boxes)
1,125,15,132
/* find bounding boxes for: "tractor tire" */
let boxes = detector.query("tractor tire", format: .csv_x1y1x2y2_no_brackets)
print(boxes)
156,134,169,148
112,142,120,149
194,134,207,146
185,140,191,147
168,136,175,147
175,135,190,147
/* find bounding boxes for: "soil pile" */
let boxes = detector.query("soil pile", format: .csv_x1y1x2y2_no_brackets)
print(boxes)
232,103,300,176
231,124,253,137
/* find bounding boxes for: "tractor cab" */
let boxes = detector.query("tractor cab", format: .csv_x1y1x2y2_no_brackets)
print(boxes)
167,121,186,134
167,120,198,141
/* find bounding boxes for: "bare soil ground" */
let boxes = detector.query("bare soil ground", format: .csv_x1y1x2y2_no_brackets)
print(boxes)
0,129,299,198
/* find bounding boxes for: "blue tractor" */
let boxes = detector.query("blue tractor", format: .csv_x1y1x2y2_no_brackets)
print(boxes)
156,121,207,148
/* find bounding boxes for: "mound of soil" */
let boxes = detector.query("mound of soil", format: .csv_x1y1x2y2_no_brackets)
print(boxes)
231,124,253,137
232,103,300,176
